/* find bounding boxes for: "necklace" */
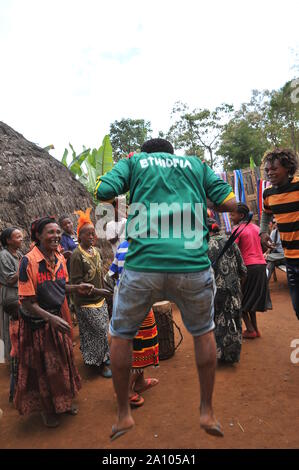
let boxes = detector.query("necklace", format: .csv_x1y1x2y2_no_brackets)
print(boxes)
83,246,94,255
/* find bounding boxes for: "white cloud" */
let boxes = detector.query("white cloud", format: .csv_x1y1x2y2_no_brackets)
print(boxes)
0,0,298,160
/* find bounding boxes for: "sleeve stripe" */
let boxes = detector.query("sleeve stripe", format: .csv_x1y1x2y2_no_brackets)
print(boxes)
94,178,102,197
220,192,235,205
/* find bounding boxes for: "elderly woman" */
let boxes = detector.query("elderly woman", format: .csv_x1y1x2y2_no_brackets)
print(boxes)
70,208,112,378
15,217,94,428
208,218,247,364
0,227,23,401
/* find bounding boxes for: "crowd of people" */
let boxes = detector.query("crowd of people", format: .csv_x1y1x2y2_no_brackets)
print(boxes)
0,140,298,441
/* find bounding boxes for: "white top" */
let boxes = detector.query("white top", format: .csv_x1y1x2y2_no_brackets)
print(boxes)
106,218,127,255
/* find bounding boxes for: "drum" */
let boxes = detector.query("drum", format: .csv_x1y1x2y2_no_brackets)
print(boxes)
153,301,183,360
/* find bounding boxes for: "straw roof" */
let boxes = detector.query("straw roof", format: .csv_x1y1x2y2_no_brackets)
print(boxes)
0,121,96,250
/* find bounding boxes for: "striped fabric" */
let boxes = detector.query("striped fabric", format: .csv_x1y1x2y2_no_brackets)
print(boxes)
216,171,232,232
263,176,299,259
108,240,129,285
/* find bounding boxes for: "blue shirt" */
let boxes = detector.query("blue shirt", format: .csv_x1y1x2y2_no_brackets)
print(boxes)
60,233,78,253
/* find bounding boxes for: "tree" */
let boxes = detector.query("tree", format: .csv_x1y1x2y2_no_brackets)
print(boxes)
167,102,234,168
109,118,152,162
269,80,299,153
218,80,299,170
218,119,268,170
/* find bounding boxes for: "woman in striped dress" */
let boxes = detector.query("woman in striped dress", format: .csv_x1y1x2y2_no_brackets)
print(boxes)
107,240,159,407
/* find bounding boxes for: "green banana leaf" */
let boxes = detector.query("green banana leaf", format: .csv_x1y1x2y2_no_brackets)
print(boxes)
85,159,98,194
96,135,113,175
68,148,91,174
61,148,68,167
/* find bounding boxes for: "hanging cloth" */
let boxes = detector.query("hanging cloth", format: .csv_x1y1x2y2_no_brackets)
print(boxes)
234,170,246,203
215,171,232,233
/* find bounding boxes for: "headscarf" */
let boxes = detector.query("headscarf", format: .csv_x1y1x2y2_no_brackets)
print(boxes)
74,207,94,237
30,217,56,243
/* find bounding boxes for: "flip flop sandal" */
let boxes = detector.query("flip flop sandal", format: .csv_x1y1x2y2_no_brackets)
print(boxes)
110,424,134,441
129,393,144,408
200,422,224,437
134,378,159,394
243,330,257,339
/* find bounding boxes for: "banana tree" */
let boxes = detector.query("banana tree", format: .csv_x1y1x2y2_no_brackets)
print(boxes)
61,135,113,199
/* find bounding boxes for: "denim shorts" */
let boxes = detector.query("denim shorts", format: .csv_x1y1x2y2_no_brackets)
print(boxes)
110,267,216,339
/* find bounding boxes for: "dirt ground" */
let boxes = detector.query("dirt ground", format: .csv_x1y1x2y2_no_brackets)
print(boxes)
0,270,298,450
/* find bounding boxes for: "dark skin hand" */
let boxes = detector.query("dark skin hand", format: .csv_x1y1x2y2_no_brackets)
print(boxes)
66,283,95,296
6,273,19,286
260,232,275,251
22,299,71,334
93,287,113,298
22,284,94,334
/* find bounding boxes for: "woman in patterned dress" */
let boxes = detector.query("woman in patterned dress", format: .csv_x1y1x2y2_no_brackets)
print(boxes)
70,208,112,378
15,217,94,427
208,219,247,364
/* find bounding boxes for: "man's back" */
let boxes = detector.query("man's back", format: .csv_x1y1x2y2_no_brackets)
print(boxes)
96,151,232,272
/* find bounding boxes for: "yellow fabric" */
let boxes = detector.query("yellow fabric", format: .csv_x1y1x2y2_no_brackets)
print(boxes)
221,192,235,204
94,178,102,198
81,299,105,308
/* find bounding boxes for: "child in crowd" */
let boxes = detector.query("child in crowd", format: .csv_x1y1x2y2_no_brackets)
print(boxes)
230,203,271,339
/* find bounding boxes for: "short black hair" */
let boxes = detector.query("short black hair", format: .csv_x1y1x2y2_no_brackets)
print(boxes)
262,148,299,177
141,138,174,154
0,228,18,247
59,215,70,226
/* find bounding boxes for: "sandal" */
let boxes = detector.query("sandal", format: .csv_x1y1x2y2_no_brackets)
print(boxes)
110,424,134,441
129,393,144,408
134,378,159,394
100,365,112,378
243,330,257,339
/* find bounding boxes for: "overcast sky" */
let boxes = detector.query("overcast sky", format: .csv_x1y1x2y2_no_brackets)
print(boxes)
0,0,298,161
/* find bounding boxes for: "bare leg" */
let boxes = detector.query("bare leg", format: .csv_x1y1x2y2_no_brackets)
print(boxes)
133,370,144,391
110,337,135,435
242,312,255,332
193,331,223,437
249,311,258,332
129,371,139,397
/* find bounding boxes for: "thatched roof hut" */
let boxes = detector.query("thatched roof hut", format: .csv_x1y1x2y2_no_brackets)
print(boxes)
0,121,96,250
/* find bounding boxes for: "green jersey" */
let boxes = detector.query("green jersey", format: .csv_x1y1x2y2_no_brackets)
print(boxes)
95,152,233,272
